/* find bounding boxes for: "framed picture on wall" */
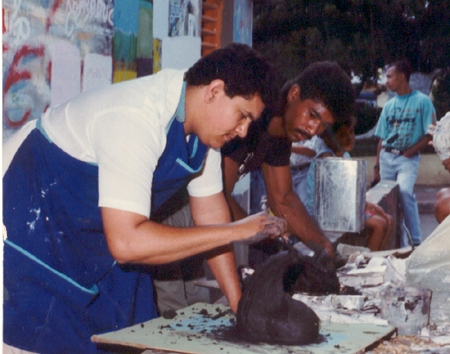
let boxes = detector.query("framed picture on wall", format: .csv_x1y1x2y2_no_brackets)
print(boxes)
168,0,201,37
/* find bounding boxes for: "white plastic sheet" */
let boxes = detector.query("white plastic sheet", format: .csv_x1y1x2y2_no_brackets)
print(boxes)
406,215,450,324
433,112,450,161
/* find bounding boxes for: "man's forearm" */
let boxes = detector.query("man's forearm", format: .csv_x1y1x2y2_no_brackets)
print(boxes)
443,158,450,172
261,164,335,258
190,192,241,312
372,139,383,182
206,246,242,314
375,139,382,166
403,134,432,157
269,192,334,258
221,156,249,221
225,193,249,221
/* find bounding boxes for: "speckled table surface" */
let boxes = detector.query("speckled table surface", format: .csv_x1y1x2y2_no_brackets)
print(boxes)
92,303,395,354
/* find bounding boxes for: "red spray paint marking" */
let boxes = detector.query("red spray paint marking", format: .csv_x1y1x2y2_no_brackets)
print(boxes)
3,8,7,34
46,0,64,32
3,0,60,129
3,45,46,128
47,60,52,85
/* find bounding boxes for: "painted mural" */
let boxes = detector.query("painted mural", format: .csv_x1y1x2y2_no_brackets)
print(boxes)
2,0,114,139
168,0,201,37
3,0,206,139
234,0,252,45
137,1,153,77
112,0,138,82
153,37,162,73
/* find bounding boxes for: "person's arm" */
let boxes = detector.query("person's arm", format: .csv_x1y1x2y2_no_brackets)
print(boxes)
291,145,316,157
365,201,390,219
102,193,286,313
101,199,283,266
189,193,240,313
261,163,335,260
443,157,450,173
404,98,435,157
222,155,249,221
434,187,450,224
402,134,432,158
372,139,383,183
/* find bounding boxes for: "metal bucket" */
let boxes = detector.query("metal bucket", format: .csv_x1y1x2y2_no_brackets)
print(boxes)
314,157,367,232
380,287,432,336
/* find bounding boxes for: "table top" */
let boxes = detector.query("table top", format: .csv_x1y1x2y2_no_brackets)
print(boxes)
92,303,395,354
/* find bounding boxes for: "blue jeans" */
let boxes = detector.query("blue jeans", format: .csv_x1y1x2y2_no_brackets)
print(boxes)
250,170,267,214
380,150,422,246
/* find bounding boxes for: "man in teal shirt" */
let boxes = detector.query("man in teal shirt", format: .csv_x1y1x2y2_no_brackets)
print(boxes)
373,59,436,246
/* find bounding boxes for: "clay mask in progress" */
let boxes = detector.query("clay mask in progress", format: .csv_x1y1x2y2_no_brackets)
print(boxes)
236,248,339,345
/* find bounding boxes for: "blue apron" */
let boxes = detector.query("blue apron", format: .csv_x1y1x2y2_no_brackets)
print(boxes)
3,102,208,352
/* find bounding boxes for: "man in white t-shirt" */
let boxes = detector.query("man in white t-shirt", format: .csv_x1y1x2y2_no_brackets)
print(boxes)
2,43,285,354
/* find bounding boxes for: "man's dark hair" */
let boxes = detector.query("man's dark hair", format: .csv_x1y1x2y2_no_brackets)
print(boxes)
278,61,355,128
322,115,357,154
389,59,413,82
184,43,278,111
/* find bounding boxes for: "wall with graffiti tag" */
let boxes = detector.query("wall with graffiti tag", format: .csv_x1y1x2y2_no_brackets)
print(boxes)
3,0,205,141
2,0,114,140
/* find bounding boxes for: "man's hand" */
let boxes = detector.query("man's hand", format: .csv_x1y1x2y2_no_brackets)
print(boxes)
234,212,288,245
313,248,336,274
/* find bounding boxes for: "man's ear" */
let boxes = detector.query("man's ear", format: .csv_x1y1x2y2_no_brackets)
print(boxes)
287,84,300,102
205,79,225,103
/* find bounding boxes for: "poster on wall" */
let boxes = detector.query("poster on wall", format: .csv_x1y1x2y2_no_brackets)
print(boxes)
234,0,252,46
136,1,154,78
112,0,139,83
2,0,114,140
168,0,201,37
153,38,162,73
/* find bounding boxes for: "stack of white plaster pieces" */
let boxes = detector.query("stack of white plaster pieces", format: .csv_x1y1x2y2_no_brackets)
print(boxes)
294,234,450,353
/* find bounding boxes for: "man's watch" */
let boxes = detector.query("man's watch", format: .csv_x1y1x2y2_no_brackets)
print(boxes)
373,165,380,170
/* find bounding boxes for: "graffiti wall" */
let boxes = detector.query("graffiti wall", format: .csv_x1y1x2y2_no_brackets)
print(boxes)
2,0,114,139
3,0,206,140
153,0,201,73
112,0,154,82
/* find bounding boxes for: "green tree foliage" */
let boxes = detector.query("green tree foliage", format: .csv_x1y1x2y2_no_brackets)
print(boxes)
253,0,450,87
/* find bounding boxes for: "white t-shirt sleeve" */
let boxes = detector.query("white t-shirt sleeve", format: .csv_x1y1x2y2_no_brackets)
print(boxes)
93,107,165,217
187,147,223,197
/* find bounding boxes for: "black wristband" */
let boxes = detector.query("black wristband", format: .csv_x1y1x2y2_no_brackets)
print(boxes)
373,165,380,170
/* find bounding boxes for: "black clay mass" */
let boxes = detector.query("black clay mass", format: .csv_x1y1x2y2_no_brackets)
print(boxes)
236,248,340,345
